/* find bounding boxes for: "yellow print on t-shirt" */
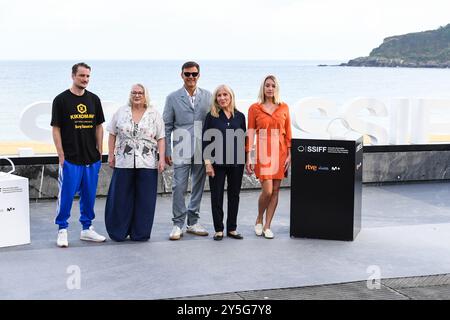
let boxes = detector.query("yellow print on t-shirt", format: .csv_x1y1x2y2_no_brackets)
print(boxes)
70,114,95,120
70,104,95,120
77,104,87,114
75,124,94,129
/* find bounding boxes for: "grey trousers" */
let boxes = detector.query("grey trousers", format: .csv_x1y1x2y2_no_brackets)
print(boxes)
172,160,206,228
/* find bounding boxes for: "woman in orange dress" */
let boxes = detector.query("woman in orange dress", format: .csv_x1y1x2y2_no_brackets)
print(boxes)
246,75,292,239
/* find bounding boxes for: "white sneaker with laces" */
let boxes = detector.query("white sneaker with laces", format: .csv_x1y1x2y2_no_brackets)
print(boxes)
186,223,209,236
57,229,68,248
80,226,106,242
169,226,183,240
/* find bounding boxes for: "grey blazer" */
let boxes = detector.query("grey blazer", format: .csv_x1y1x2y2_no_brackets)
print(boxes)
163,87,212,159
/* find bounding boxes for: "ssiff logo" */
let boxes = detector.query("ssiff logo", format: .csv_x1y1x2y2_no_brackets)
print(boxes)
307,146,327,153
298,146,327,153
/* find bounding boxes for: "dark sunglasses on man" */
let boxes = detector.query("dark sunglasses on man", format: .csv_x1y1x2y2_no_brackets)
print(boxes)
183,72,199,78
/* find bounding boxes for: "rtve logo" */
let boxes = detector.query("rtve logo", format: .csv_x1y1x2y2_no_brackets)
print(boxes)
305,164,318,171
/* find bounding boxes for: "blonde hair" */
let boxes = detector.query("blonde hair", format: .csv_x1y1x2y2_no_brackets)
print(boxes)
128,83,151,108
210,84,237,118
257,75,282,105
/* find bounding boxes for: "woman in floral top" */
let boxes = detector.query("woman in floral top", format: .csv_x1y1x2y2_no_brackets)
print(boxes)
105,84,165,241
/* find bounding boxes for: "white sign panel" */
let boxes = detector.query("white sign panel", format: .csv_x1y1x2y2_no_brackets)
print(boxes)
0,173,30,248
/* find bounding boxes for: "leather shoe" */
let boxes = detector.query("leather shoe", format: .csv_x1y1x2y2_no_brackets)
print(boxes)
227,231,244,240
254,223,263,236
263,229,274,239
213,232,223,241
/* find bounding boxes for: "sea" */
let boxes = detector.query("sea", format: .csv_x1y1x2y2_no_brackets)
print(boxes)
1,60,450,142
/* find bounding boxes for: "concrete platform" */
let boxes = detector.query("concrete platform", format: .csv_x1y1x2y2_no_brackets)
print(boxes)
1,182,450,299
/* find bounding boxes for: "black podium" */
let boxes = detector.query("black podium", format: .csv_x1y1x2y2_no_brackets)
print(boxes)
290,138,363,241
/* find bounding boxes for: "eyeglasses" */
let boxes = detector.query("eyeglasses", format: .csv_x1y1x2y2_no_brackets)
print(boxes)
183,72,199,78
131,91,145,96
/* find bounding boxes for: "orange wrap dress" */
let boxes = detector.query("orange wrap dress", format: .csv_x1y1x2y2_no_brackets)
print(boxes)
246,102,292,180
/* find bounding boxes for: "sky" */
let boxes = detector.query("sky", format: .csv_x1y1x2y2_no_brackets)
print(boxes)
0,0,449,60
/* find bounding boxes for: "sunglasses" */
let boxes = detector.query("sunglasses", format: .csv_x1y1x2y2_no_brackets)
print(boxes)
183,72,199,78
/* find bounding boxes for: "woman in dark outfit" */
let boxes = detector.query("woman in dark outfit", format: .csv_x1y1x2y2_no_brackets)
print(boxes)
203,85,246,240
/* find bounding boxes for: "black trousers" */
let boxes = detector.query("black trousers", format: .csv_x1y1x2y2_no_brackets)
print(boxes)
209,165,244,232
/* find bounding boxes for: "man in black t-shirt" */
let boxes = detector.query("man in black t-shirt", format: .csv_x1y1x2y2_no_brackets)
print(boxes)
51,62,106,248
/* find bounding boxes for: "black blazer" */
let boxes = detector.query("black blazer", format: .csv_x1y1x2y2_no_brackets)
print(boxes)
202,110,246,166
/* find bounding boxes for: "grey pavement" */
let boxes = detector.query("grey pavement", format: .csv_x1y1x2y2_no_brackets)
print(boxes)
179,274,450,300
1,182,450,299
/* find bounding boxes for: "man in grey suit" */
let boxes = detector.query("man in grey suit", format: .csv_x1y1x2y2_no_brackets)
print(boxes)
164,61,212,240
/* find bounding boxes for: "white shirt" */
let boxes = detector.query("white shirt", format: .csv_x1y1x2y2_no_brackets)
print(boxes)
107,105,165,169
184,87,197,108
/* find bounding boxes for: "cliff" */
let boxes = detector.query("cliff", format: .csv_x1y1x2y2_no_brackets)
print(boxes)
342,24,450,68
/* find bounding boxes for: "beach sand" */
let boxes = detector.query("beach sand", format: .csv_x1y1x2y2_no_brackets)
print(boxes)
0,141,108,156
0,136,448,157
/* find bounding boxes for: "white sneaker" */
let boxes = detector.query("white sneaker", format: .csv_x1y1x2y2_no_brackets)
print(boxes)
169,226,183,240
80,226,106,242
57,229,68,248
186,223,209,236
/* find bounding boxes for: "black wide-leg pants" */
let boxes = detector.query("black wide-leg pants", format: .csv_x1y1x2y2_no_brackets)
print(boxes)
209,165,244,233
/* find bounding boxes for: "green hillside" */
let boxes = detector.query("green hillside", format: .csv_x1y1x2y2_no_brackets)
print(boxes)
343,24,450,68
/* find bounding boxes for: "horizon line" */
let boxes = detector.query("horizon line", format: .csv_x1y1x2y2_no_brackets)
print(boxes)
0,58,348,62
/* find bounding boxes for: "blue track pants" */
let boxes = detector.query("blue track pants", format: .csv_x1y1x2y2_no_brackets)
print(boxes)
55,160,101,230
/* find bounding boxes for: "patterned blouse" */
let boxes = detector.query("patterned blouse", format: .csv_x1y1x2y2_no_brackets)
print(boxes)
107,105,165,169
